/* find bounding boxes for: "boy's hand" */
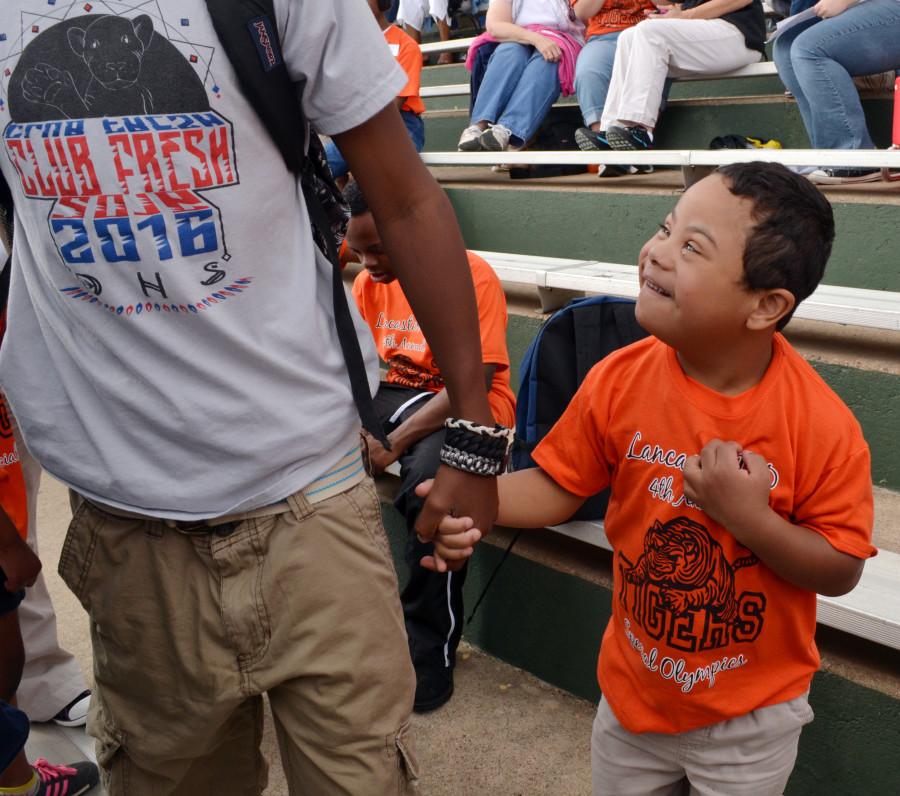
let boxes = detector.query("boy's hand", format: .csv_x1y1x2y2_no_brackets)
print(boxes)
0,535,41,593
415,478,485,572
682,439,772,543
361,430,400,477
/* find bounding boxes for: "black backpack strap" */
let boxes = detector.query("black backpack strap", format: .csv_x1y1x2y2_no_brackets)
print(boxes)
0,172,13,317
204,0,389,447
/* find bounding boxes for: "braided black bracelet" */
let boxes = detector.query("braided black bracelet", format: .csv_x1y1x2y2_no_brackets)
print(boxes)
439,418,514,477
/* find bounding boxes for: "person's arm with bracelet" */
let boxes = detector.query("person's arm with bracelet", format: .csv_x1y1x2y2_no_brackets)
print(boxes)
334,103,501,564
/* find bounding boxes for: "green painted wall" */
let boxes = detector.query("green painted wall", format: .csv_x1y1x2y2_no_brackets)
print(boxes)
446,188,900,293
382,508,900,796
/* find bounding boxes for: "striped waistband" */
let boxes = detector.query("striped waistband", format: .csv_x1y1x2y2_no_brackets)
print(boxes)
80,446,367,531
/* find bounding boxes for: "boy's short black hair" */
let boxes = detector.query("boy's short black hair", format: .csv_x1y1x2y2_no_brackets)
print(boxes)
343,180,370,218
717,162,835,331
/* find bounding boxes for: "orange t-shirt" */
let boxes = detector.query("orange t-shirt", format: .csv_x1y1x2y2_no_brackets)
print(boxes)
353,251,516,427
533,335,876,734
384,25,425,116
572,0,657,39
0,391,26,542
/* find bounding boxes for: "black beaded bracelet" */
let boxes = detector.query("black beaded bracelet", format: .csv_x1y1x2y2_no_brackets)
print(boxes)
439,418,514,477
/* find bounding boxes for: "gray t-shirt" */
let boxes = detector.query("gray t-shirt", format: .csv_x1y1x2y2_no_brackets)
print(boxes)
0,0,405,518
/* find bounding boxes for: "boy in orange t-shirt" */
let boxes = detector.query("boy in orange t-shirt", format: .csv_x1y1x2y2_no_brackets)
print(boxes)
428,163,875,794
325,0,426,180
346,180,514,714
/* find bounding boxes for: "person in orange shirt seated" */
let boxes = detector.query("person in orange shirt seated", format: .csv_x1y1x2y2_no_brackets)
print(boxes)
345,180,515,714
325,0,426,181
426,163,875,794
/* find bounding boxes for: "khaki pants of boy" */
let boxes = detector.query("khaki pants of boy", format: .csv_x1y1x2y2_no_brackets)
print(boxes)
591,693,813,796
58,478,419,795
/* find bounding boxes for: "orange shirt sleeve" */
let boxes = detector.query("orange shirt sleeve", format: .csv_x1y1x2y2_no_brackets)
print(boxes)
468,253,509,370
794,446,877,559
395,34,423,103
532,362,614,497
351,270,367,317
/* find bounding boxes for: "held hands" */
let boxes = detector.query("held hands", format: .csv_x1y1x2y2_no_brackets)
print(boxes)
415,476,487,573
533,34,562,62
0,535,41,593
813,0,856,18
682,439,773,545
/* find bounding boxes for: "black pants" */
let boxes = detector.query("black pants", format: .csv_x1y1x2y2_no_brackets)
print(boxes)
373,384,467,675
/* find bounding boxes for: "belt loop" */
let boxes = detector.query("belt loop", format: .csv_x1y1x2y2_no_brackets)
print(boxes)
287,489,314,522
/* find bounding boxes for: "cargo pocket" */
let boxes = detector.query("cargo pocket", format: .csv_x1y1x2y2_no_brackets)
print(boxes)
394,722,420,793
92,707,129,791
57,499,104,610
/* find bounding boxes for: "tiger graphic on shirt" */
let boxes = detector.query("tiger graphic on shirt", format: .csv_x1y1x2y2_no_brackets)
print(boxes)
623,516,759,624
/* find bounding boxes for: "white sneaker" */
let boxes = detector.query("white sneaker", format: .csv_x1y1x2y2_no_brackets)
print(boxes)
807,167,881,185
52,690,91,728
458,124,484,152
480,124,512,152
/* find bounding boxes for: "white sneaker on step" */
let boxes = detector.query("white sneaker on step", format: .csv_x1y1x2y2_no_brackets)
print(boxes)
480,124,513,152
458,124,484,152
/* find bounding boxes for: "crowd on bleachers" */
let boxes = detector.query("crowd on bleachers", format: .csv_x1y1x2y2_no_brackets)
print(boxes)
395,0,900,184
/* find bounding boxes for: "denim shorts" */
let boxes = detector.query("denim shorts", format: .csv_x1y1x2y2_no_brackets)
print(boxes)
0,566,25,617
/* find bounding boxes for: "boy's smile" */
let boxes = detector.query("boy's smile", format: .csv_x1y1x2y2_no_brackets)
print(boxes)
346,211,396,284
635,173,760,353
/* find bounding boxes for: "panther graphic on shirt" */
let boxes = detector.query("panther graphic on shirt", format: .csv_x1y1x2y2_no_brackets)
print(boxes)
1,3,248,317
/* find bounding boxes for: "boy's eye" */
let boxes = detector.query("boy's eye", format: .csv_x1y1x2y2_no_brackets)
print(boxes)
657,223,670,237
682,242,696,254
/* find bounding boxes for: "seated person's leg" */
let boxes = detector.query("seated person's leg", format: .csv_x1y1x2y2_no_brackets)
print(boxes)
379,391,466,712
788,1,900,151
459,42,532,150
772,19,819,137
575,32,623,138
401,109,426,152
605,19,761,151
324,138,350,181
482,47,561,151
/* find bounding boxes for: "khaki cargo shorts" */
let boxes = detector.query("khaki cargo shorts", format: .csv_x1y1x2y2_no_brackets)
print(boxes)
59,477,418,795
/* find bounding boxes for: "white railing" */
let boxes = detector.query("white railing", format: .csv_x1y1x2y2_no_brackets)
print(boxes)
422,147,900,170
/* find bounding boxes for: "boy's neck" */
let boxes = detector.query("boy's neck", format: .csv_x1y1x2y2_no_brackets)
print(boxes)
675,334,776,396
376,15,390,31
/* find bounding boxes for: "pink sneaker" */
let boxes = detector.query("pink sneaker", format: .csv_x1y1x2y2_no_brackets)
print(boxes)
32,758,99,796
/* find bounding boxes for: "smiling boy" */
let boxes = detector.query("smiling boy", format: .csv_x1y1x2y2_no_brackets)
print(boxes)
426,162,876,794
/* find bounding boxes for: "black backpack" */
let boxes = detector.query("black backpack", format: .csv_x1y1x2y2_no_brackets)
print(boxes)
0,0,388,445
512,296,648,521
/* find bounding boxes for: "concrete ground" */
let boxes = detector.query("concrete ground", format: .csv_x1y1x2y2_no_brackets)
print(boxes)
25,475,595,795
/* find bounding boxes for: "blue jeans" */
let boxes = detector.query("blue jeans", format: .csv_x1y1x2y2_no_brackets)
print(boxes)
575,31,622,128
773,0,900,150
325,109,425,179
470,41,561,145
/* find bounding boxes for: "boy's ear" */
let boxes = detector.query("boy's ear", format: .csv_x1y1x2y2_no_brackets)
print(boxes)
746,288,795,331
